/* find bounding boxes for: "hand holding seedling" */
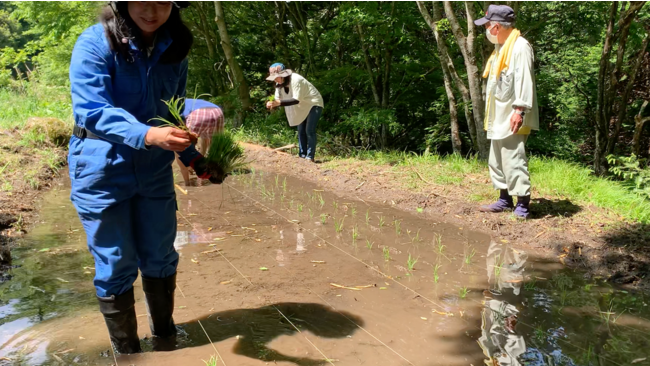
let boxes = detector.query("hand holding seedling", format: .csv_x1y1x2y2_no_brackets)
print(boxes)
266,100,281,109
145,127,191,151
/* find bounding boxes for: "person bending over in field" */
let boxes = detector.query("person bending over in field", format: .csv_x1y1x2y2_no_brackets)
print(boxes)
175,99,224,186
265,63,324,162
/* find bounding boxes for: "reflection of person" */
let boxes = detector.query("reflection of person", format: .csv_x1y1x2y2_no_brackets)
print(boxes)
68,1,217,354
475,5,539,219
486,240,527,296
478,299,526,366
175,99,224,186
480,241,528,365
180,302,363,366
265,63,324,162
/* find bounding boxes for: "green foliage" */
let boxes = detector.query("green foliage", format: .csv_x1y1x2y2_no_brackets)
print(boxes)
608,154,650,199
1,2,101,85
233,109,295,148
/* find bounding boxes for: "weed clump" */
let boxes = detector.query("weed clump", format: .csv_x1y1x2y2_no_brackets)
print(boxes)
24,117,70,147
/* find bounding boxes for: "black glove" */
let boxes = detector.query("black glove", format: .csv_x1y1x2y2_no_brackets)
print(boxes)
189,157,226,185
189,157,210,179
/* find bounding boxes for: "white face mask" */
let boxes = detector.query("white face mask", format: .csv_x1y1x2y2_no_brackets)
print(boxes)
486,24,499,44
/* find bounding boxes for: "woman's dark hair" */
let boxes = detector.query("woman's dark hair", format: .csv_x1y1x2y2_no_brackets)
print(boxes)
275,74,292,89
100,2,193,64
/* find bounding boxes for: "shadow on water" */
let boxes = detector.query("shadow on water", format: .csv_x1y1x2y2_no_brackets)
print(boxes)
175,302,363,366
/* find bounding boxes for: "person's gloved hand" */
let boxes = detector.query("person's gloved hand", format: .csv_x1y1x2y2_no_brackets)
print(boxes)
189,157,225,185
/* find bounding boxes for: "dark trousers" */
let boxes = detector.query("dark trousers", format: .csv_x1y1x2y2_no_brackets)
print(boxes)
296,106,323,160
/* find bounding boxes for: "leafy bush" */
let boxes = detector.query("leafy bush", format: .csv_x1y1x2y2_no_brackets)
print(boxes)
607,154,650,199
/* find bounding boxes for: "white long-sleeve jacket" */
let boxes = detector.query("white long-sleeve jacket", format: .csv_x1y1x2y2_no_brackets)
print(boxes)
484,37,539,140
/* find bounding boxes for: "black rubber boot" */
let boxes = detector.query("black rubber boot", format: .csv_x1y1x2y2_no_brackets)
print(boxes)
142,272,177,350
97,287,141,355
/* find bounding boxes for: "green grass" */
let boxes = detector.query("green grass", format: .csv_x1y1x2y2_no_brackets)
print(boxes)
407,254,418,273
383,246,391,261
203,355,218,366
352,225,359,241
0,83,72,130
322,150,650,224
432,263,441,283
335,217,345,233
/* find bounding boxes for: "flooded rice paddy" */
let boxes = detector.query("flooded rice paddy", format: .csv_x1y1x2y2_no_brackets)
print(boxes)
0,169,649,365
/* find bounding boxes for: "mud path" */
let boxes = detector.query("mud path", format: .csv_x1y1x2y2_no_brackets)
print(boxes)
0,168,649,365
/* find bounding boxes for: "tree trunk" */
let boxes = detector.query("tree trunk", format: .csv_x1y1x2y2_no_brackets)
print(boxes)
417,1,475,152
194,2,220,96
214,1,252,126
285,2,315,75
607,28,650,155
444,1,489,159
444,68,462,154
594,1,646,175
633,100,650,155
357,24,381,106
273,2,294,67
594,2,618,176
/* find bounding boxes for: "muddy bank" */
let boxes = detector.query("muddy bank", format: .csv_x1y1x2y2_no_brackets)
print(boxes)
244,143,650,291
0,129,68,279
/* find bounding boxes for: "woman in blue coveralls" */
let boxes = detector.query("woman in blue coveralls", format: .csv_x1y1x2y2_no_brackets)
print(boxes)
68,1,218,354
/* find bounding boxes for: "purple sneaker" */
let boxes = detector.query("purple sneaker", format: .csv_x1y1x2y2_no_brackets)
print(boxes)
479,190,514,213
514,196,530,219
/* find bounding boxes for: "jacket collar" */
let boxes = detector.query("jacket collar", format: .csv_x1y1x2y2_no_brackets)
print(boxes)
126,27,172,65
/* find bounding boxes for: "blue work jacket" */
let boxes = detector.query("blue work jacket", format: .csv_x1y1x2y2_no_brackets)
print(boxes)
68,23,199,214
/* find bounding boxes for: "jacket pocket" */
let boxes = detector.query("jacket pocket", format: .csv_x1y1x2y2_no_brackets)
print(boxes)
495,71,514,101
74,139,113,184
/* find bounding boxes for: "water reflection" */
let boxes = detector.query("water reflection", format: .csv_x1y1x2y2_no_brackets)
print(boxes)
486,240,527,296
173,226,224,249
296,232,306,253
480,240,528,365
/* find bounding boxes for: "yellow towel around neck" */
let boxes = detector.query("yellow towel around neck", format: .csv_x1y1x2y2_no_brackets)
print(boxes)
482,29,521,79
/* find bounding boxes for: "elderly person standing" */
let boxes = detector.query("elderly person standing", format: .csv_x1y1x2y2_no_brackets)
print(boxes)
475,5,539,219
265,63,324,162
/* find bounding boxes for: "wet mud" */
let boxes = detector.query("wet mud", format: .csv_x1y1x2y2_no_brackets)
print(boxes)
0,170,649,365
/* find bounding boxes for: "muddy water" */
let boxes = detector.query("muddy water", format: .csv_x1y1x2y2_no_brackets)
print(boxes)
1,171,650,365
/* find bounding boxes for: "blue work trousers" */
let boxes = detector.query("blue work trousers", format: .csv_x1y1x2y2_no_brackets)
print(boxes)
296,106,322,160
70,137,179,298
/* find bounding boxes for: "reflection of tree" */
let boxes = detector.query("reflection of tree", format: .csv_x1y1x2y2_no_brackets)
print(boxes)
0,232,96,327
